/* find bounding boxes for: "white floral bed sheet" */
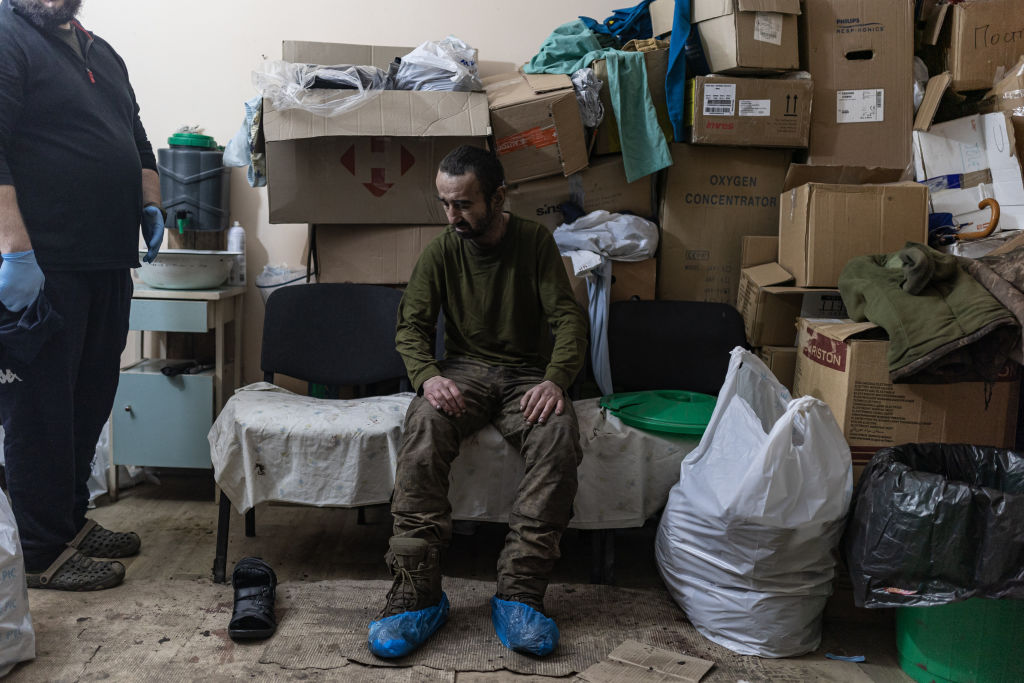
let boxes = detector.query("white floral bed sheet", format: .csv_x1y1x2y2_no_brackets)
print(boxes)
209,383,698,530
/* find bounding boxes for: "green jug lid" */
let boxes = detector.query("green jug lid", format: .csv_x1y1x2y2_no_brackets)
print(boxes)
600,390,716,436
167,132,219,149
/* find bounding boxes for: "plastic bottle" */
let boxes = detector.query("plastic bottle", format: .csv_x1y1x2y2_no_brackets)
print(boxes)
226,221,246,286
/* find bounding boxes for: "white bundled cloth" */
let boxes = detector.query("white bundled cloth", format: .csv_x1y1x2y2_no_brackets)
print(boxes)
655,348,853,657
553,210,659,394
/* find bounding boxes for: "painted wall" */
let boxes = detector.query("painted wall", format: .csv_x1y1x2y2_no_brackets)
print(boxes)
79,0,649,383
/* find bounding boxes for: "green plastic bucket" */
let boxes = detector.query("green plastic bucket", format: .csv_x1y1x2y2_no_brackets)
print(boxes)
599,390,715,436
896,598,1024,683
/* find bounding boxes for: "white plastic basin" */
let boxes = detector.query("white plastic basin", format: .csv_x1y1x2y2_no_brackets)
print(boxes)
135,249,241,290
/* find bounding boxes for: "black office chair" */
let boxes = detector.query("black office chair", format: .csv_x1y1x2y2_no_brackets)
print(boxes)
586,299,747,583
213,283,414,582
607,299,748,395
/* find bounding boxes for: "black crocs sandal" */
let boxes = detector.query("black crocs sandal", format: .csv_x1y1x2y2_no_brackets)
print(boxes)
26,548,125,591
229,557,277,641
69,519,141,558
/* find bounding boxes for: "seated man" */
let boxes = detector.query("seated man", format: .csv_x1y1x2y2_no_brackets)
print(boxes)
368,145,588,658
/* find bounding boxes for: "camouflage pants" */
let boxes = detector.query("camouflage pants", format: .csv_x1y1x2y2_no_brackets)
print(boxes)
390,357,583,599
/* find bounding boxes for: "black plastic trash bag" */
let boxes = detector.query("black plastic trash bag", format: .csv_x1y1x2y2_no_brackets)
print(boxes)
843,443,1024,608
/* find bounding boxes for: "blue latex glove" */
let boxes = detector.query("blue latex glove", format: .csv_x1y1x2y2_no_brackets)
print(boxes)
141,204,165,263
0,250,45,312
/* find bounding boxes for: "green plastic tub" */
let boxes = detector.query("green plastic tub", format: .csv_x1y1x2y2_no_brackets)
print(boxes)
896,598,1024,683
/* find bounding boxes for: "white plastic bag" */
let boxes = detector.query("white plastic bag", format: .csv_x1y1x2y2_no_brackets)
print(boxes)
393,36,483,92
0,490,35,675
655,348,852,658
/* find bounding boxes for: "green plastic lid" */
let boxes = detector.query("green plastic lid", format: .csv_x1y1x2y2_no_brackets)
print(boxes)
600,390,716,436
167,132,219,149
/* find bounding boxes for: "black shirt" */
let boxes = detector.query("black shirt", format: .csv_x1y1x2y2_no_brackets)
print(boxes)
0,0,157,270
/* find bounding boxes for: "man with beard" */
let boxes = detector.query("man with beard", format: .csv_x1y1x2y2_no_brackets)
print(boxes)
367,145,588,658
0,0,164,590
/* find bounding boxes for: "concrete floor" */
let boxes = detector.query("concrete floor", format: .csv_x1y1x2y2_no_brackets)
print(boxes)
8,470,911,682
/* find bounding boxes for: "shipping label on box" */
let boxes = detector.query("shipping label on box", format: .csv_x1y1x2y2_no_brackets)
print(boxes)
507,155,654,230
737,262,846,346
687,75,812,147
944,0,1024,92
794,318,1019,476
801,0,914,171
913,111,1024,231
778,181,928,287
692,0,801,74
658,144,791,303
315,224,445,284
483,72,588,185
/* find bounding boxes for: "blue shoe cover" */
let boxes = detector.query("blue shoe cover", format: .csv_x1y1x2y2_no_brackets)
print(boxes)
490,596,559,656
367,592,450,658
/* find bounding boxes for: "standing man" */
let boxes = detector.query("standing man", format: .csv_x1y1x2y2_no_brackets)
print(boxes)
368,146,588,658
0,0,164,590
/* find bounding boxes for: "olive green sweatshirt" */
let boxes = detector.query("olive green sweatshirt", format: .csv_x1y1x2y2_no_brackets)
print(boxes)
396,214,588,391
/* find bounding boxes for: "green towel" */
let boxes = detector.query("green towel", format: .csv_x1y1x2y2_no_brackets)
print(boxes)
524,20,671,184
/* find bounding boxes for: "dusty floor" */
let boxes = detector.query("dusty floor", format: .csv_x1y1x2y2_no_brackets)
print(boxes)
8,471,911,682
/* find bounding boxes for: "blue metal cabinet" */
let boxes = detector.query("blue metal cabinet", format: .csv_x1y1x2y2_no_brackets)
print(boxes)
112,359,213,469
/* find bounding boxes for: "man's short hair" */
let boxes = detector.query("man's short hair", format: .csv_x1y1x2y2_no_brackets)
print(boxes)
438,145,505,201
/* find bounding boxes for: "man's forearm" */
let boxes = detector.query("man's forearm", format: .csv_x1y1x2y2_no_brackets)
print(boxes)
0,185,33,253
141,168,161,207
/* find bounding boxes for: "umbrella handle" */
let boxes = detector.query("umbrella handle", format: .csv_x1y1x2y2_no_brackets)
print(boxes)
958,198,1000,241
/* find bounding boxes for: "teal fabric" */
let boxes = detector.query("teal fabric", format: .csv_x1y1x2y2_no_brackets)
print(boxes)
524,20,671,183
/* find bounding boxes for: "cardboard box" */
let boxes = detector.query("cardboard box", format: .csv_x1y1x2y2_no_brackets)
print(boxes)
979,56,1024,160
758,345,798,393
507,154,655,230
800,0,914,171
778,178,928,288
562,257,657,310
687,75,813,147
740,235,779,267
591,44,673,156
483,71,588,184
794,318,1020,478
263,41,490,225
658,144,791,303
692,0,801,74
315,224,445,284
737,262,846,346
913,112,1024,232
941,0,1024,92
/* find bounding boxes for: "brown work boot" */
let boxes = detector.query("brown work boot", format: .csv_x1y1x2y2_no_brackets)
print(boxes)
377,537,443,618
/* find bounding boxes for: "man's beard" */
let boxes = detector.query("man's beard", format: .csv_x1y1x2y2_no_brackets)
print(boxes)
12,0,83,30
453,204,498,241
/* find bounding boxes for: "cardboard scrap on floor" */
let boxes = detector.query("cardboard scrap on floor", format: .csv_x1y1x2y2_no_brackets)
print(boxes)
578,639,715,683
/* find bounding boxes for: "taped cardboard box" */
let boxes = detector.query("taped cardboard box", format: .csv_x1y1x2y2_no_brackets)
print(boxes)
691,0,801,74
591,43,673,156
263,41,490,225
777,166,928,288
561,257,657,310
483,71,588,185
758,345,797,393
793,318,1019,480
736,262,846,347
913,111,1024,231
315,224,445,284
800,0,914,171
658,143,791,303
687,75,812,147
938,0,1024,93
507,154,655,230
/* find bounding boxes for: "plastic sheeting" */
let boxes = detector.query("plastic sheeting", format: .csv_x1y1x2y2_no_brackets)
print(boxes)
844,443,1024,608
